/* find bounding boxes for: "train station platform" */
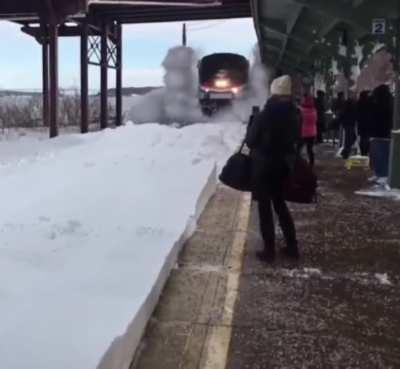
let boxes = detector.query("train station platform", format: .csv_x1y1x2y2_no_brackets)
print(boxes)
130,144,400,369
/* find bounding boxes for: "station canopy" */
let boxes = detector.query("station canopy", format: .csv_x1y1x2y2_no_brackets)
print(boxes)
0,0,250,24
251,0,400,74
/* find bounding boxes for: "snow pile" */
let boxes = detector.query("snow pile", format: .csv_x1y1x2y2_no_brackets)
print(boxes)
375,273,392,286
127,47,205,125
163,46,205,124
0,121,244,369
281,268,323,279
247,45,270,106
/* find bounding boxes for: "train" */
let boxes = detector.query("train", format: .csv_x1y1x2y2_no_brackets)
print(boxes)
198,53,249,115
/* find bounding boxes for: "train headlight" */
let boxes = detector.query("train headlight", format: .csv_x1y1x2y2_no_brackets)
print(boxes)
214,79,229,88
231,87,240,94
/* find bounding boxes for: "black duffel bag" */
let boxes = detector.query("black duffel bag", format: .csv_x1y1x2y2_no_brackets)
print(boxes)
283,157,317,204
219,141,252,192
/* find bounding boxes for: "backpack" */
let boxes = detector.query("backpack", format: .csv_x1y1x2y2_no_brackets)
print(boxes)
283,157,318,204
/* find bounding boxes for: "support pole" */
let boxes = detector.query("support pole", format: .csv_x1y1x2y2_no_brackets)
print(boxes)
49,23,59,138
100,21,109,130
182,23,187,46
80,20,89,134
116,23,123,127
389,16,400,189
41,24,50,129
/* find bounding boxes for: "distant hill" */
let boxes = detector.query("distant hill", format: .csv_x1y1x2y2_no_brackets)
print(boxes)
0,90,42,97
107,87,162,96
0,86,162,98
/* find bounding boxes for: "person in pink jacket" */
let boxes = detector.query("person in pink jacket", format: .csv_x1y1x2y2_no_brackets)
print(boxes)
298,94,318,167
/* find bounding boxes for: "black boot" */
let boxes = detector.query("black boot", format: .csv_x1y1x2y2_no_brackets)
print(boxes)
280,243,299,260
256,247,276,263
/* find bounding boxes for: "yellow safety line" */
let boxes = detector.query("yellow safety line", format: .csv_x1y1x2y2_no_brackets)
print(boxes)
200,192,252,369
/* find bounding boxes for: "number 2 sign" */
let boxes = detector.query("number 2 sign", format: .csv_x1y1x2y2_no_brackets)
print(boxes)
372,19,386,35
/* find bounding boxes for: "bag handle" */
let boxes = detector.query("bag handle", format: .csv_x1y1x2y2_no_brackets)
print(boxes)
238,138,247,153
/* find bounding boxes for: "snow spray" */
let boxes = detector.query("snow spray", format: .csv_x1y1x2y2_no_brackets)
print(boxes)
127,46,205,125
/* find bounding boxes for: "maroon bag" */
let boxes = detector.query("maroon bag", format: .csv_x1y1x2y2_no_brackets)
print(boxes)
283,157,317,204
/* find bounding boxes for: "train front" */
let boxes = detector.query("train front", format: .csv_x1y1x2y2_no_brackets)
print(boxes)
198,53,249,115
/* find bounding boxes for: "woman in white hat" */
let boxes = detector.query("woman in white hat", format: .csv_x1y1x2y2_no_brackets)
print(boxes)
246,75,299,262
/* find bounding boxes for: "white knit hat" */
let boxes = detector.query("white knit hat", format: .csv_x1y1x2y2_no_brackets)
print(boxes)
270,75,292,96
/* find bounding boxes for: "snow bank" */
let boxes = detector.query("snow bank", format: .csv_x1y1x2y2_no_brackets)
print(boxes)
0,121,244,369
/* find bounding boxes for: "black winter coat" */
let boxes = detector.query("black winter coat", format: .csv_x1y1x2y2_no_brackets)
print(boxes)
245,96,299,197
338,99,357,128
356,95,373,137
315,97,326,132
371,85,394,138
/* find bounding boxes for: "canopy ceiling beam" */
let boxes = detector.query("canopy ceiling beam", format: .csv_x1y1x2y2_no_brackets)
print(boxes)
277,5,305,66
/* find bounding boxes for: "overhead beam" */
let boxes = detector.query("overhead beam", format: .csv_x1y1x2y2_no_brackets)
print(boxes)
95,5,250,23
277,5,304,66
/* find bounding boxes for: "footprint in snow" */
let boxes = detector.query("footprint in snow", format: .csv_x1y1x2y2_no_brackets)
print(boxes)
192,158,202,165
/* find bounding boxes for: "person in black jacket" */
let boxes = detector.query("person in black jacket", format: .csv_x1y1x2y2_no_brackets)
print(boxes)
339,93,358,159
246,75,299,262
315,90,326,143
248,105,260,126
330,91,346,145
356,90,373,155
371,84,394,139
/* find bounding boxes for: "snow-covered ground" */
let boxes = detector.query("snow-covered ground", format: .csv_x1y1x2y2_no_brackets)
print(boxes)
0,121,244,369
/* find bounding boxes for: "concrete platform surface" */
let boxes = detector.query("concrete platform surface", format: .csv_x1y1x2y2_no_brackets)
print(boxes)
130,145,400,369
227,145,400,369
130,185,248,369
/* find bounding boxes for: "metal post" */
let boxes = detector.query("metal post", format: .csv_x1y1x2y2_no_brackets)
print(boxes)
41,24,50,129
389,16,400,188
81,20,89,134
116,23,123,127
393,17,400,131
49,23,59,138
100,21,109,130
182,23,187,46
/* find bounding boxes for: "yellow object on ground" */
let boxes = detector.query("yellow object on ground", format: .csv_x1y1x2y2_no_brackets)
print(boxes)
345,156,370,170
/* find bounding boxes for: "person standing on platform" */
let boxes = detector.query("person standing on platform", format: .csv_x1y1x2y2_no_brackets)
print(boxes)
331,91,346,144
356,90,373,156
245,75,299,262
339,93,358,159
248,105,260,127
298,95,318,167
371,84,394,139
315,90,326,144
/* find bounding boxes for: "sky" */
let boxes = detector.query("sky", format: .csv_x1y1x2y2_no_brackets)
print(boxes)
0,18,257,91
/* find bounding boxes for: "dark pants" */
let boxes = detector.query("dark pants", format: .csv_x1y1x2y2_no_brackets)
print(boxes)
257,189,297,252
298,137,315,167
317,121,325,143
341,126,356,159
359,135,370,156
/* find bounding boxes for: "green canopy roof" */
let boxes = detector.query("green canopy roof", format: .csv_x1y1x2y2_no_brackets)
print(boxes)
252,0,399,75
